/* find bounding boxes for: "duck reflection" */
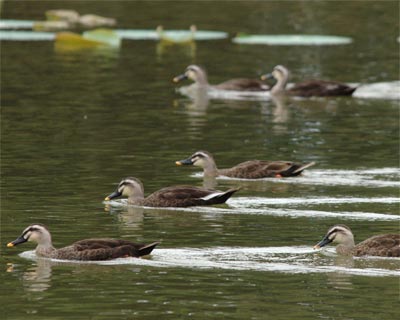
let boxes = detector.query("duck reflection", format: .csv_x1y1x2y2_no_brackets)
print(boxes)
104,203,144,232
7,259,52,293
326,255,355,291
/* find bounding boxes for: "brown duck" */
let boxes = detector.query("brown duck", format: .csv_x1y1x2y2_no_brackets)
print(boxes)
314,224,400,257
7,224,159,261
105,177,239,207
173,64,269,91
261,65,356,97
176,150,315,179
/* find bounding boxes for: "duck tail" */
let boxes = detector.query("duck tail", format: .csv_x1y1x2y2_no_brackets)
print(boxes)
292,161,316,174
202,188,240,205
138,242,160,257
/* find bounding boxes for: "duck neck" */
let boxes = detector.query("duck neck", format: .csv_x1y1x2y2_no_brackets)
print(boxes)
202,160,219,178
36,243,56,257
128,189,145,205
195,71,209,87
271,75,288,95
335,238,356,256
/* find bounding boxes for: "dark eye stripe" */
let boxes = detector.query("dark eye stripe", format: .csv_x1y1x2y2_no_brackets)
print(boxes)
22,227,40,237
193,153,205,158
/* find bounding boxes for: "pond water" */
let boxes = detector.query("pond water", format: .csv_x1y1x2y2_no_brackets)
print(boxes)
1,1,399,319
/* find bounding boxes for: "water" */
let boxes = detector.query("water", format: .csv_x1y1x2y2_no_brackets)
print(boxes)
1,1,399,319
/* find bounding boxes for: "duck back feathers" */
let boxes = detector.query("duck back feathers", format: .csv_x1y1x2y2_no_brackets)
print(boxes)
289,80,356,97
355,234,400,257
143,186,239,207
54,240,159,260
219,160,315,179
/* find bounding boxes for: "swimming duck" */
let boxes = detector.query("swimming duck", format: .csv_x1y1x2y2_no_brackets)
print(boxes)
261,65,356,97
105,177,239,207
314,224,400,257
7,224,159,261
173,65,269,91
176,151,315,179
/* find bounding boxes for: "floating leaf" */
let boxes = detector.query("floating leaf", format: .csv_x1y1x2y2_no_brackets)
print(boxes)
232,34,353,45
83,28,120,47
115,29,228,41
0,19,35,29
0,30,55,40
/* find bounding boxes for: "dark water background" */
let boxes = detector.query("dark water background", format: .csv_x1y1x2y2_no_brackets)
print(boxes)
1,1,399,319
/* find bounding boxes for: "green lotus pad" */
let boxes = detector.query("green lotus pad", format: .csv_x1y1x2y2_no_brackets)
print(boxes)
232,34,353,45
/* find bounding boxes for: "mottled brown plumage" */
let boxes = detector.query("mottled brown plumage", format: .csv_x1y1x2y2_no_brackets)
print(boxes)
314,224,400,257
262,65,356,97
105,177,239,207
173,65,269,91
7,224,159,261
176,151,315,179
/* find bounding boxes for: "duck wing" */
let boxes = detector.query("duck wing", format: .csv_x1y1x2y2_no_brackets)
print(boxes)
54,239,159,260
144,186,239,207
222,160,315,178
214,78,269,91
289,80,356,97
355,234,400,257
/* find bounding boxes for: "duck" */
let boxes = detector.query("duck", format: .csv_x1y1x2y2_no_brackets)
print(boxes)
313,224,400,257
7,224,159,261
105,177,239,207
175,150,315,179
173,65,269,92
261,65,356,97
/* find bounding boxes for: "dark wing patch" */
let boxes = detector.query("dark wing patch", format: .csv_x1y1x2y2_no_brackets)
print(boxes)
290,80,356,97
214,78,269,91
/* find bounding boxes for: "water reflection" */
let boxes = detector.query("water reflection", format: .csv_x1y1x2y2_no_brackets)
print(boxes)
326,255,355,290
7,259,52,293
156,41,196,59
105,203,144,232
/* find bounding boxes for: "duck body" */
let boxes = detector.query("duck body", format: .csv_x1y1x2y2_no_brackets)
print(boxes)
352,234,400,257
176,151,315,179
105,177,238,207
288,80,357,97
174,65,269,92
262,65,356,97
7,224,159,261
314,224,400,257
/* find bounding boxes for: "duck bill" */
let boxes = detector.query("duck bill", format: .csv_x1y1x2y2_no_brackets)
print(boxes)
175,158,194,166
313,236,332,249
260,73,274,81
104,190,122,201
7,236,28,247
173,74,188,83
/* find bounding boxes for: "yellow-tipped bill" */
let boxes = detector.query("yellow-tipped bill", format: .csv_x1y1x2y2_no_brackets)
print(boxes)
7,242,14,247
175,161,182,166
104,196,110,201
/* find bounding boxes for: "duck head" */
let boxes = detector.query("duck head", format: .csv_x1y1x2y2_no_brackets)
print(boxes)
105,177,144,201
7,224,52,248
314,224,355,249
173,65,208,85
176,150,214,168
261,65,290,82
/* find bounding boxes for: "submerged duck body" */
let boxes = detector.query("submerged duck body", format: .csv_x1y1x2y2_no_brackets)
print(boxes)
262,65,356,97
176,151,315,179
174,65,269,92
105,177,239,207
7,224,159,261
314,224,400,257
